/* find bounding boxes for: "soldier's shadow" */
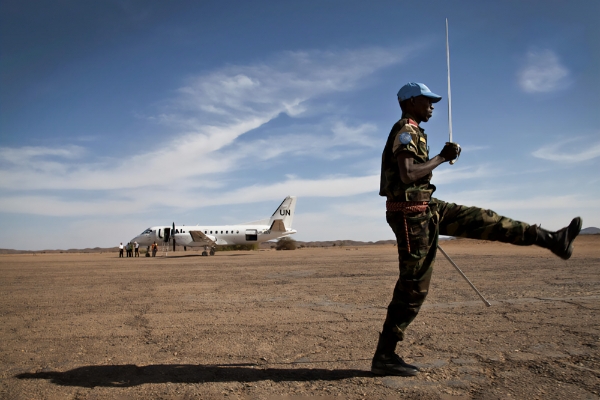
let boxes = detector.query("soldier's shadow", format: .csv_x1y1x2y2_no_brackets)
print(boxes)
16,363,373,388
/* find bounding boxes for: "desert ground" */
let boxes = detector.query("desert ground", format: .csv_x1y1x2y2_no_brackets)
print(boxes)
1,236,598,400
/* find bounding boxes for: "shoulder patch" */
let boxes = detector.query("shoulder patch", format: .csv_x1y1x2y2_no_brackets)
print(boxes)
399,132,412,145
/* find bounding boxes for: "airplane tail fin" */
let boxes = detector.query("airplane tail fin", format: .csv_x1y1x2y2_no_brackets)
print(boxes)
268,196,296,232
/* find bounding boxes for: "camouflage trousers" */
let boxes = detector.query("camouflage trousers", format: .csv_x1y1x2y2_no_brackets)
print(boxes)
382,198,536,342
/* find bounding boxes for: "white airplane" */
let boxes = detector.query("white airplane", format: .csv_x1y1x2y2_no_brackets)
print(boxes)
130,196,297,256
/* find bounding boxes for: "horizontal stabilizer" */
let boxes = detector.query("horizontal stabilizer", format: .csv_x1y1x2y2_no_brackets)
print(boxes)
269,219,286,232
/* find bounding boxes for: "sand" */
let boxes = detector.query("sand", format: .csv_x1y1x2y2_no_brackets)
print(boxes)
1,236,599,399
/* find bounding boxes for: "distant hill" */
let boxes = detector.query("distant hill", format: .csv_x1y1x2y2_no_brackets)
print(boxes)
282,239,397,248
0,241,399,254
0,247,118,255
1,230,597,254
581,227,600,235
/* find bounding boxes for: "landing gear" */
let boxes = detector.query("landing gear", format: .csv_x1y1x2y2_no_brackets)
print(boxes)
202,245,216,256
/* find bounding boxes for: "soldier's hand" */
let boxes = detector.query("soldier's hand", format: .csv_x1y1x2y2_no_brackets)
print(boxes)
439,142,461,163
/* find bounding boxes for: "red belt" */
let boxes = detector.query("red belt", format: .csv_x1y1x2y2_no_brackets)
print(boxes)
386,201,429,253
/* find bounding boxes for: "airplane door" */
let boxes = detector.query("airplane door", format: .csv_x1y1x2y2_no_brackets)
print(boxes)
164,227,171,243
245,229,258,241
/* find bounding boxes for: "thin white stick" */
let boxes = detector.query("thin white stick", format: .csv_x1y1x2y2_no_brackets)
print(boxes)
446,18,453,144
438,245,491,307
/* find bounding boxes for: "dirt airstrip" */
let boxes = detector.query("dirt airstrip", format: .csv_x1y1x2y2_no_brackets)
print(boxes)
1,236,599,400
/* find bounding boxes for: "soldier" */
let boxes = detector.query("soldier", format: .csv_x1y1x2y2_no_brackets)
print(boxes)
373,82,582,377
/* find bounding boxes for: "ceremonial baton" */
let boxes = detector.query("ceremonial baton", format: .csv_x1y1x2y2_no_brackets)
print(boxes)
446,18,460,164
438,245,492,307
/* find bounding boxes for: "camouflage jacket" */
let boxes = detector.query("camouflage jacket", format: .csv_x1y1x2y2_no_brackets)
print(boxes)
379,113,436,202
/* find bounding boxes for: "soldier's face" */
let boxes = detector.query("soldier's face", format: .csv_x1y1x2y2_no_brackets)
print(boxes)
412,96,434,122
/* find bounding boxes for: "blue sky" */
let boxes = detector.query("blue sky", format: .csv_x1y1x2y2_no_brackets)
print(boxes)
1,0,599,250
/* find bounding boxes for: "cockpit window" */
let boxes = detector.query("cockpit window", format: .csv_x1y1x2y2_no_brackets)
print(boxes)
141,228,152,235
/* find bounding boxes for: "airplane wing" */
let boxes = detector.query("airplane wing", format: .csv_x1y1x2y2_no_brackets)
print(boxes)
189,230,216,245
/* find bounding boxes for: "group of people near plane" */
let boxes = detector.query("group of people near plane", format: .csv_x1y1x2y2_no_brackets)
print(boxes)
118,242,139,257
118,241,159,257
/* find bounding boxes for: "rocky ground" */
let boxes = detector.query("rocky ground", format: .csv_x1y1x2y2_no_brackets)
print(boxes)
1,236,598,399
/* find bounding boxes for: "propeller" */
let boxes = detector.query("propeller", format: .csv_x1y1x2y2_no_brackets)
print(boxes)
172,222,176,251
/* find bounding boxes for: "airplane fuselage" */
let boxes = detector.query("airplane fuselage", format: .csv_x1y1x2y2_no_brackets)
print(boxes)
132,224,296,248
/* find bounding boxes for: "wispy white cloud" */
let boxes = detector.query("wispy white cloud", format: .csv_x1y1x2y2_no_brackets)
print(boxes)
0,174,380,216
333,197,386,219
432,164,495,184
295,208,390,242
441,188,599,231
0,195,143,217
225,119,379,165
0,145,85,165
0,160,499,217
460,145,490,152
0,45,422,218
216,174,380,205
517,49,571,93
532,137,600,163
169,48,405,126
0,47,410,199
447,189,598,211
331,121,379,147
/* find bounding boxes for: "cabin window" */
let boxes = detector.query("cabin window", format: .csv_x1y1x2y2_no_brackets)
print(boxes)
210,231,213,234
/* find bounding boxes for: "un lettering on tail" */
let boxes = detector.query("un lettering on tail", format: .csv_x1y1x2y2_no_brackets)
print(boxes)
269,196,296,232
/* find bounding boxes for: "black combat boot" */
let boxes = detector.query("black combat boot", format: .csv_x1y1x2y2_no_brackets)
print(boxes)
534,217,582,260
371,332,419,377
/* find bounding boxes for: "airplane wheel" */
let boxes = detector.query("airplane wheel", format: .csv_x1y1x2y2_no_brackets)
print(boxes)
202,251,208,256
209,249,215,256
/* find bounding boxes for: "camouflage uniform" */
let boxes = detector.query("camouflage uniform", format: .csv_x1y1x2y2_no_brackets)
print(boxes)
379,113,536,341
